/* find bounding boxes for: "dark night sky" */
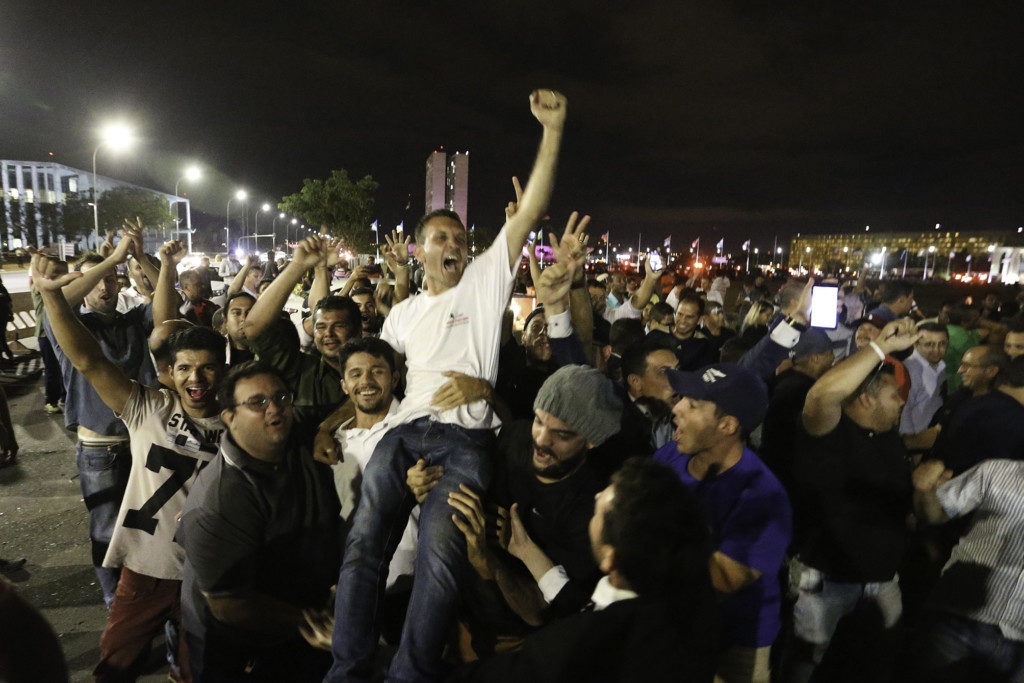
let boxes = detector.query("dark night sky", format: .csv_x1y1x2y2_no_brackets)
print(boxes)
2,0,1023,251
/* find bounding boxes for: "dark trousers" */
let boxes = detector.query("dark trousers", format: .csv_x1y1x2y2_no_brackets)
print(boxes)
186,631,330,682
914,612,1024,682
326,417,494,683
38,335,65,405
94,567,189,682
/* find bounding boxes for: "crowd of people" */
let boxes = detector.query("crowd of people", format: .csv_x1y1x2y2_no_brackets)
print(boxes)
2,88,1023,682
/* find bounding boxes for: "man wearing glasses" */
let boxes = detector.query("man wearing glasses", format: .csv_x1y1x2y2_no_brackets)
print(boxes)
176,361,341,681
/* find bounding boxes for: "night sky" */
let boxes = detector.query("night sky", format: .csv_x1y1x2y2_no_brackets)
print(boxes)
2,0,1023,252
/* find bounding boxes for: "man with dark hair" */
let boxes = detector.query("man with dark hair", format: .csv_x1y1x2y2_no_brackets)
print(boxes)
177,361,340,681
431,366,622,656
327,90,567,682
350,285,383,336
602,259,664,324
451,457,717,682
899,321,949,439
603,317,645,381
622,341,679,450
869,280,914,323
220,291,256,367
781,318,921,682
928,344,1005,435
1004,318,1024,360
243,236,361,422
40,226,157,609
34,255,227,681
648,301,674,333
656,363,791,681
496,305,558,420
700,302,736,353
649,293,717,371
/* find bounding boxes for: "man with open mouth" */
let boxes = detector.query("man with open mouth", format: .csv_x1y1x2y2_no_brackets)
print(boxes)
326,89,568,683
34,246,228,682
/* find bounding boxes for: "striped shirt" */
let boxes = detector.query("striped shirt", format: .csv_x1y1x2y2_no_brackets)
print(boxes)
936,459,1024,641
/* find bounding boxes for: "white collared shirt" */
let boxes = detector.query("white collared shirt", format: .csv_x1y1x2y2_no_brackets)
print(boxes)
590,575,639,611
899,350,946,435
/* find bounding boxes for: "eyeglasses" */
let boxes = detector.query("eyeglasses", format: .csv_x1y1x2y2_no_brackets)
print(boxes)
234,390,294,412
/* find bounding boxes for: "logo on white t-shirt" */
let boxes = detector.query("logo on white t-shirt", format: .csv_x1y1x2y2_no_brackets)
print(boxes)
446,311,470,328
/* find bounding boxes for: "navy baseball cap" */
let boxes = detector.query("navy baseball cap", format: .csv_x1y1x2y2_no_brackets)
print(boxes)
791,329,833,360
665,363,769,432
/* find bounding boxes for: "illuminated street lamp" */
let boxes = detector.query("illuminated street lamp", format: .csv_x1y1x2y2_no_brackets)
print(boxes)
174,165,201,253
92,122,135,247
226,189,247,253
253,203,272,250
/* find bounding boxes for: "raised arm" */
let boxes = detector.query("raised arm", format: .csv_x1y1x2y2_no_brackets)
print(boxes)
32,253,133,415
243,237,329,341
802,318,920,436
382,230,411,304
153,240,186,329
123,217,161,288
61,226,137,308
226,255,259,299
504,90,568,269
630,257,664,310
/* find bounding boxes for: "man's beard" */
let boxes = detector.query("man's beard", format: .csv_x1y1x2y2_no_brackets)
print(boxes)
532,442,587,479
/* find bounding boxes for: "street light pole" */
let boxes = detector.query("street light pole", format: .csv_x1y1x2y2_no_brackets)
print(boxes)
91,144,102,249
226,190,246,254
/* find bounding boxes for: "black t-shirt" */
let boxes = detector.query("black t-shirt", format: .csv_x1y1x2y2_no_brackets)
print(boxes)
495,341,556,421
931,391,1024,474
792,413,912,582
176,425,340,646
646,329,718,371
761,369,816,496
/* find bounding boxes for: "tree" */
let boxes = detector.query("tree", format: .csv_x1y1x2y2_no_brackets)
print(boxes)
278,170,378,253
96,186,174,234
58,192,95,243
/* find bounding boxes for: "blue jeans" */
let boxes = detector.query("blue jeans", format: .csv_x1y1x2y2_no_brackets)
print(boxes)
780,559,902,683
915,612,1024,682
326,417,494,683
76,441,131,608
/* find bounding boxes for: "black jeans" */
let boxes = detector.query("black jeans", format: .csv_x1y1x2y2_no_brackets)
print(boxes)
38,335,65,405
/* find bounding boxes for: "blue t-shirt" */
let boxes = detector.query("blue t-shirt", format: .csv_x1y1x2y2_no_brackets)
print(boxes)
653,442,792,648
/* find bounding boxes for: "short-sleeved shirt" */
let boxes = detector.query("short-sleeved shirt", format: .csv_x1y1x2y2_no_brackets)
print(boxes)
176,429,340,645
381,228,515,430
793,414,912,582
931,390,1024,475
654,443,792,647
249,315,345,424
44,303,156,436
103,383,224,579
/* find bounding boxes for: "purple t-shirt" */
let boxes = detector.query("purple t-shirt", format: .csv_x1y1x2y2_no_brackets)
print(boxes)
653,442,792,648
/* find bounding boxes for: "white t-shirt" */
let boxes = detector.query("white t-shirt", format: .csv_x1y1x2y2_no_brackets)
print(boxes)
104,383,224,580
332,398,417,589
381,228,515,430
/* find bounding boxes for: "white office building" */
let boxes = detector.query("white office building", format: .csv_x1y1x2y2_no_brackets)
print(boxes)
1,159,189,250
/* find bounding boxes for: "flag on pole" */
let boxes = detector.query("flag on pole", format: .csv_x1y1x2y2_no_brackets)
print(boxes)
602,232,610,242
742,239,750,250
396,221,404,233
470,224,475,233
371,220,378,230
716,238,724,252
664,235,672,249
691,238,699,249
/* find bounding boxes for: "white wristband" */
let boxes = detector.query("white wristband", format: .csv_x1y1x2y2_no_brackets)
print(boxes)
868,341,886,361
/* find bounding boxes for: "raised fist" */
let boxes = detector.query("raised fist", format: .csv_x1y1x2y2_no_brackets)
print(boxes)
530,89,567,131
158,240,186,266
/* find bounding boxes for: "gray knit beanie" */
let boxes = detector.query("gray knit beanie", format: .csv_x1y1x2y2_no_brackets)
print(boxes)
533,365,623,446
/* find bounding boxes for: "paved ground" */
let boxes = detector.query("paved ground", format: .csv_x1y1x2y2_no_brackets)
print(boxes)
0,377,166,682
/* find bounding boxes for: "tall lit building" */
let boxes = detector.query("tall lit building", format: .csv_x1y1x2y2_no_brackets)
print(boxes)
424,149,468,226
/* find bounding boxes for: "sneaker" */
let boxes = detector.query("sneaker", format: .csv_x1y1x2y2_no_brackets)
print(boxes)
45,403,63,414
